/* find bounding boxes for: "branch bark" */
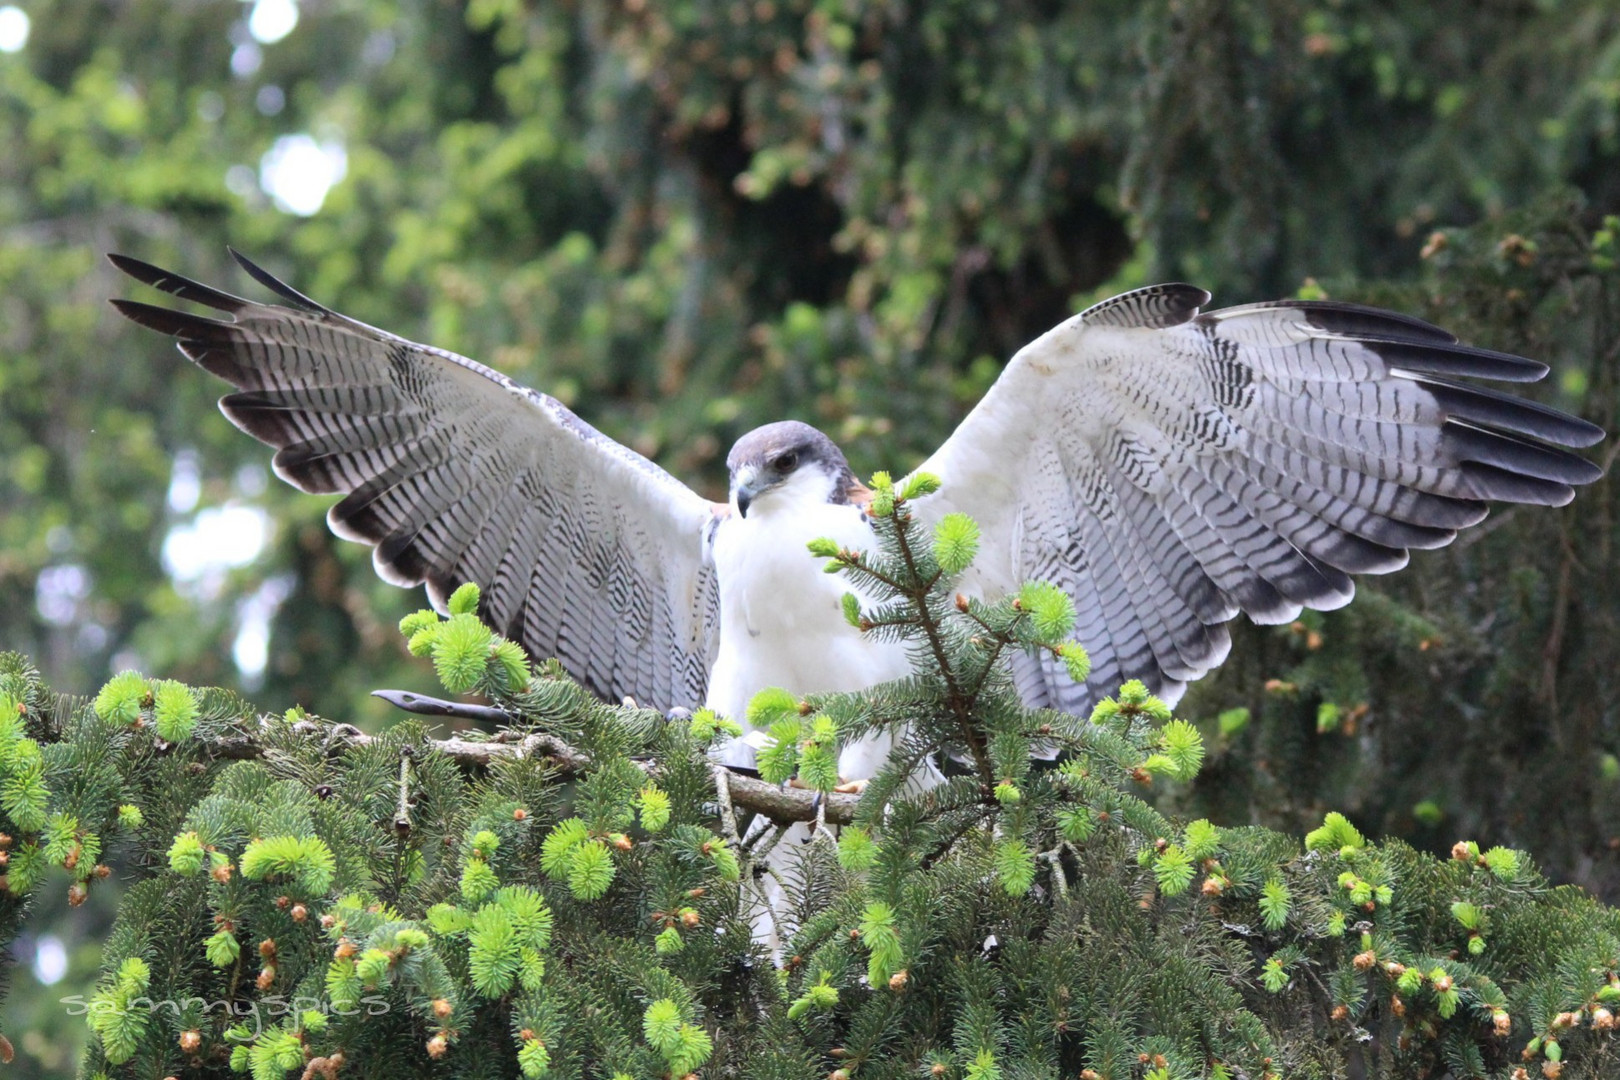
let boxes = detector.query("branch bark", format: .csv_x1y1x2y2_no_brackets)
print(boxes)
209,704,859,826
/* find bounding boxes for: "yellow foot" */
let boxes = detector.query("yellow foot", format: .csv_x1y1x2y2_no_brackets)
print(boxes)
833,778,868,795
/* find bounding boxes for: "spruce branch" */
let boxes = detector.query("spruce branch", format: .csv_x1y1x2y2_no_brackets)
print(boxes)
885,501,994,788
211,700,860,825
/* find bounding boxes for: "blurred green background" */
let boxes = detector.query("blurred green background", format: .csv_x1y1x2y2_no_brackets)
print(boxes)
1,0,1618,1071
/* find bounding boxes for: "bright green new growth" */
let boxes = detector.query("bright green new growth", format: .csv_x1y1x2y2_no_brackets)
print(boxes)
995,838,1036,896
841,590,862,628
205,927,240,967
1306,811,1368,856
239,834,337,895
86,957,151,1064
432,613,495,693
1016,580,1076,642
932,511,980,574
1152,844,1194,895
152,678,199,741
167,830,205,875
746,685,800,728
1183,819,1219,860
93,670,147,725
448,581,482,615
859,901,904,985
398,585,531,693
636,786,671,831
837,825,878,871
1057,641,1091,684
1260,879,1292,930
642,999,713,1075
900,470,942,500
566,839,615,900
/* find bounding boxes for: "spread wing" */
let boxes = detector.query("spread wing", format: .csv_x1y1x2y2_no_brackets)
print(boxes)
914,284,1606,715
110,251,721,709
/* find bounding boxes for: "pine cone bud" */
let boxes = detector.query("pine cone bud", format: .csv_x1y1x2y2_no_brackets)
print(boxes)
1201,877,1224,896
680,909,701,928
93,864,110,879
1081,1073,1100,1080
1543,1062,1562,1080
291,904,308,922
211,863,233,883
426,1034,448,1059
1331,1005,1349,1021
256,966,275,990
1384,961,1405,978
67,883,88,907
1391,994,1405,1017
1353,950,1376,971
513,808,527,821
1592,1007,1615,1030
611,833,633,852
1433,974,1453,993
179,1029,201,1052
888,969,909,991
334,939,357,960
320,914,336,929
433,998,453,1018
1494,1010,1513,1035
932,1066,948,1078
275,895,291,910
1452,841,1472,861
259,938,278,959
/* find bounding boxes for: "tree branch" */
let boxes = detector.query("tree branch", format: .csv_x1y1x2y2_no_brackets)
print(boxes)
209,698,859,826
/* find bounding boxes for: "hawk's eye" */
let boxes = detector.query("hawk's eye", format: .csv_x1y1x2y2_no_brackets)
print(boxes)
773,451,799,472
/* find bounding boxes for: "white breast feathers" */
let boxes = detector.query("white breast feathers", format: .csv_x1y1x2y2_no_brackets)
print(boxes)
704,466,911,772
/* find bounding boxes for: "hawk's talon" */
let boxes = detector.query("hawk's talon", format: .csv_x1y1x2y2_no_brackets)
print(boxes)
833,778,868,794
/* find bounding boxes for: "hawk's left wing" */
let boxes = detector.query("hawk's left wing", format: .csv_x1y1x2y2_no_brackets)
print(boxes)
111,252,722,710
913,284,1605,715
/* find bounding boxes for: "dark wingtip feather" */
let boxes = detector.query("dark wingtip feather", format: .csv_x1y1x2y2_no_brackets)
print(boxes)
1377,339,1549,383
227,248,335,315
109,297,233,337
1446,423,1605,486
1416,375,1607,449
108,254,251,313
1288,300,1459,346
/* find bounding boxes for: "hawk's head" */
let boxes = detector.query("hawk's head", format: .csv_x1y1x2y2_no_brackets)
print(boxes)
727,421,859,518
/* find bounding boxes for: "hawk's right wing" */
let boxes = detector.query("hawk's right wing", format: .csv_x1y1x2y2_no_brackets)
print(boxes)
111,251,722,710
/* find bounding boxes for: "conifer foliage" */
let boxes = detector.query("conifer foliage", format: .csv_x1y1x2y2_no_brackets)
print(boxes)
0,482,1618,1078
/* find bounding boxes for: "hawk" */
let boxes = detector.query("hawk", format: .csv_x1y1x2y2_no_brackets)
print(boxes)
110,253,1604,780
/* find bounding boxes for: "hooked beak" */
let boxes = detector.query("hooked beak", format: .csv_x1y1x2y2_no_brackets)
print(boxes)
733,466,762,518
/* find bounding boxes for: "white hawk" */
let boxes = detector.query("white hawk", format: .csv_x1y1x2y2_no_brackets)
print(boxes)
110,252,1605,782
